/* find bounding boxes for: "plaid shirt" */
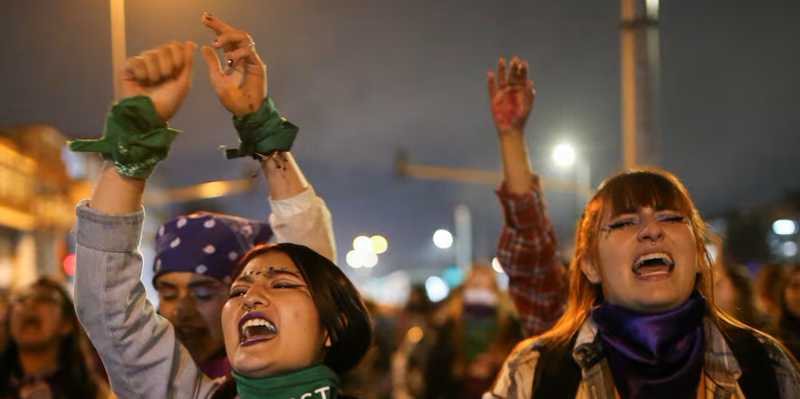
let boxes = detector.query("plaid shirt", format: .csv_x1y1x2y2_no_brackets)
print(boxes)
496,176,568,337
485,318,800,399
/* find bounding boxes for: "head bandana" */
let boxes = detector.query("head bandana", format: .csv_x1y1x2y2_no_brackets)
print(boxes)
153,212,273,285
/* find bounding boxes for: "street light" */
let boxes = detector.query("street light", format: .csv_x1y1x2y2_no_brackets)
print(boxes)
773,219,798,236
552,144,576,167
433,229,453,249
552,143,591,218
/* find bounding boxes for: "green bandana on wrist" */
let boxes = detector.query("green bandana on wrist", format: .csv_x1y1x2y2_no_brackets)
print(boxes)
68,95,180,179
231,365,341,399
226,95,299,159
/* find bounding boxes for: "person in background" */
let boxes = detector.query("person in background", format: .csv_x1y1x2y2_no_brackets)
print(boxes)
0,278,111,399
713,262,771,329
424,264,522,399
0,289,8,355
774,265,800,359
756,262,786,319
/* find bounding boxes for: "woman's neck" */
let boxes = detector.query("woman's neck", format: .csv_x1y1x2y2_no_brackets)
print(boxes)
18,344,60,375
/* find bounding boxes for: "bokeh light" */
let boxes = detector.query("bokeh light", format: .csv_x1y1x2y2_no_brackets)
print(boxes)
425,276,450,302
363,251,379,268
773,219,798,236
371,235,388,254
346,250,364,268
433,229,453,249
353,235,373,252
492,257,505,273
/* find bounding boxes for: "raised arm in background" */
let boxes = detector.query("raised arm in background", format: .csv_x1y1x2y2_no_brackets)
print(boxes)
488,56,568,336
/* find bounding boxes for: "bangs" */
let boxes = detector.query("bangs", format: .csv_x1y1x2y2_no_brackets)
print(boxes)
598,170,692,217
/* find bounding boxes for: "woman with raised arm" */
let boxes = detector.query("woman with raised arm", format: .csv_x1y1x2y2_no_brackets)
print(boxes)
485,58,800,399
489,56,568,337
71,13,370,398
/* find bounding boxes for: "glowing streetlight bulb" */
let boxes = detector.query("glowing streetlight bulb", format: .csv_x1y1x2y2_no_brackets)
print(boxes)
433,229,453,249
552,144,576,167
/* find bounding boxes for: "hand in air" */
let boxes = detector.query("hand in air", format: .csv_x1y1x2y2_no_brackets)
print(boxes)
201,12,266,115
488,56,535,137
120,40,196,123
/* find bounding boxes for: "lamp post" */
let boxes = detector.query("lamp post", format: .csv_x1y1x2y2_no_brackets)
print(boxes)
109,0,127,100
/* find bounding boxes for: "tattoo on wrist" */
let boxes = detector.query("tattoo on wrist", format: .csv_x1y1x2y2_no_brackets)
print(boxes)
254,150,289,171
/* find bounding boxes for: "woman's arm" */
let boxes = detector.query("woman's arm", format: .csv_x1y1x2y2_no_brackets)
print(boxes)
73,39,216,398
489,57,568,336
200,13,337,262
262,153,337,262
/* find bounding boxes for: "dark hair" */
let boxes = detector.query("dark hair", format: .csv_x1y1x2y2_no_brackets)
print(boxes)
235,243,373,373
0,277,104,399
211,243,373,399
723,263,770,329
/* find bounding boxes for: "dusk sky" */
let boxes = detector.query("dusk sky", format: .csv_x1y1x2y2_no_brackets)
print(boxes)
2,0,798,286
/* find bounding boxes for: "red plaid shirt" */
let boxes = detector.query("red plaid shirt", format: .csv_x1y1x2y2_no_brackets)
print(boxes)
496,176,568,337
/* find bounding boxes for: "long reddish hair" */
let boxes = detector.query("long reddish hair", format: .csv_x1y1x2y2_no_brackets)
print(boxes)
538,168,724,346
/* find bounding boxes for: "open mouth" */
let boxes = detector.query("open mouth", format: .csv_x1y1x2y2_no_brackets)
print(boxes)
632,252,675,278
238,312,278,346
21,315,41,329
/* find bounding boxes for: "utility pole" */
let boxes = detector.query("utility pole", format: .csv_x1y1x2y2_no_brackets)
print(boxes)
110,0,127,100
620,0,660,168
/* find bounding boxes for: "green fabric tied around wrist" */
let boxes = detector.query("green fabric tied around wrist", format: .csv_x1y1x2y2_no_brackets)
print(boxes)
226,95,299,159
67,95,180,179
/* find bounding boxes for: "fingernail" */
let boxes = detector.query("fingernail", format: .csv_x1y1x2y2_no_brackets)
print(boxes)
213,39,218,46
203,12,213,20
227,58,233,67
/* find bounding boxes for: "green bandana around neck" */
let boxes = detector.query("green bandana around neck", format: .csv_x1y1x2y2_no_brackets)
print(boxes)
68,95,180,179
226,95,299,159
231,364,340,399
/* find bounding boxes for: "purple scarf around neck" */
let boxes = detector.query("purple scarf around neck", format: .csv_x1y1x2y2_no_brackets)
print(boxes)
590,292,706,399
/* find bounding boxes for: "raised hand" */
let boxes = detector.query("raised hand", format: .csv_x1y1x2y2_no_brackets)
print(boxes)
488,56,535,137
121,40,196,123
201,12,266,115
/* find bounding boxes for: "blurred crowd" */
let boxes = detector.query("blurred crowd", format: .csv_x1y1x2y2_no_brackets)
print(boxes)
0,258,798,398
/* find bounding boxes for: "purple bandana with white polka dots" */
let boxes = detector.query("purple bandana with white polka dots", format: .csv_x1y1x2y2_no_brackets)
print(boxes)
153,212,273,285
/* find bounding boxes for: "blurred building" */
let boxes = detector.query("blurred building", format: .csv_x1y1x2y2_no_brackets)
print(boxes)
0,124,92,289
